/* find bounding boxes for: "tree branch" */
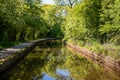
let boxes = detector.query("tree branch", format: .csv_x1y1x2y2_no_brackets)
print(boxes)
68,0,74,8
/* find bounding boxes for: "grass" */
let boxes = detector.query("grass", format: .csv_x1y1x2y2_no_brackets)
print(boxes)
101,44,120,60
86,41,120,60
67,39,120,60
0,42,21,50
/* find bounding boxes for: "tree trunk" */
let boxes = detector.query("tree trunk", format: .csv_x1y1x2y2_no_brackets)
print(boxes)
19,31,26,41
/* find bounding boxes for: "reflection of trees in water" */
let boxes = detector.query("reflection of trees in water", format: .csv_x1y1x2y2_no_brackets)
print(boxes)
2,45,120,80
85,65,120,80
56,47,120,80
37,40,62,48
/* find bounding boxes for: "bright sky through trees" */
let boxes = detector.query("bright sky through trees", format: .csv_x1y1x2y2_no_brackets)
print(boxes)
42,0,54,4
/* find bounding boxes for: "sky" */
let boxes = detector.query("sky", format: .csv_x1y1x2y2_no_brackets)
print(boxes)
42,0,54,4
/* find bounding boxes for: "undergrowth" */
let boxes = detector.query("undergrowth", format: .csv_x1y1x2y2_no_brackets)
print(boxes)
0,42,21,50
66,39,120,60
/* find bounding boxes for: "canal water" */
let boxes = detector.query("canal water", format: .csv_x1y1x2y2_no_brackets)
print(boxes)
1,41,120,80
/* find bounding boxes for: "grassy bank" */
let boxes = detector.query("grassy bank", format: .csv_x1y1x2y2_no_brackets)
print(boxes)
0,42,21,50
66,39,120,60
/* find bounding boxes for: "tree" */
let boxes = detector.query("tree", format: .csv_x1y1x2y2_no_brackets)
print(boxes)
53,0,80,8
62,3,86,41
62,0,101,43
99,0,120,44
83,0,101,39
0,0,24,41
41,4,64,38
0,0,49,41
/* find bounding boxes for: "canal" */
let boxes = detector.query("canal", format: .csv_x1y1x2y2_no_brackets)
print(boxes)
1,41,120,80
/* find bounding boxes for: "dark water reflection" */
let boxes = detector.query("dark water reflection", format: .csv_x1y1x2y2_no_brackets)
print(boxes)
1,41,120,80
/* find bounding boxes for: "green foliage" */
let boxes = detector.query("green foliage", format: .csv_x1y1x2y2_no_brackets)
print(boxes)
83,0,101,38
0,0,120,53
41,4,64,38
62,0,120,46
0,0,64,42
0,42,21,50
62,0,101,42
59,0,120,58
63,4,87,41
99,0,120,44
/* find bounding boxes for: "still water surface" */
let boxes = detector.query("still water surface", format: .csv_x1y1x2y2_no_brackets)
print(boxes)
1,42,120,80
